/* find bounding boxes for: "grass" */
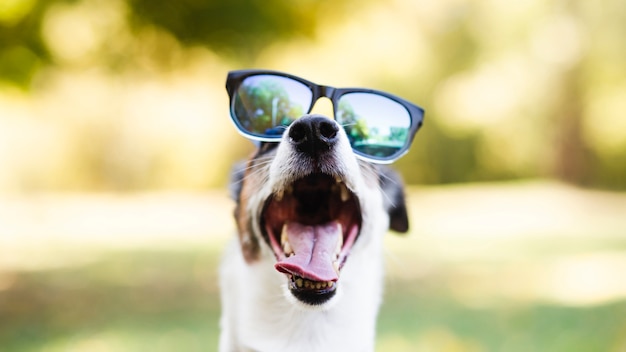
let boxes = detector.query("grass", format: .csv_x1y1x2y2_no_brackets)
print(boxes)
1,248,625,351
378,284,626,351
0,250,221,352
1,182,625,351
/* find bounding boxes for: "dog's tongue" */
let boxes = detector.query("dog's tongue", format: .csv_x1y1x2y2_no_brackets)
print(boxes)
274,221,341,282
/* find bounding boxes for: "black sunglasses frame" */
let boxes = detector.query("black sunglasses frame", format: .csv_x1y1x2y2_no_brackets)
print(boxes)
226,69,425,164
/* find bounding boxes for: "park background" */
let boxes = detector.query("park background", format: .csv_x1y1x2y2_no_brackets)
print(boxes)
1,0,625,350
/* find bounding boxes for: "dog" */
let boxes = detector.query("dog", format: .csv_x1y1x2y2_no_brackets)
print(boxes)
219,113,410,352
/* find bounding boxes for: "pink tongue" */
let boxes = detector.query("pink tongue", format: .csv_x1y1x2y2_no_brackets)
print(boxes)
274,221,341,282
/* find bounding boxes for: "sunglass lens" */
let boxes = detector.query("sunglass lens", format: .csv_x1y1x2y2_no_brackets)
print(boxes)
232,75,313,138
336,93,412,159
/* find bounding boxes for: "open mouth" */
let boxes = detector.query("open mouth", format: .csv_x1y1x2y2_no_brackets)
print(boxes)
261,173,362,305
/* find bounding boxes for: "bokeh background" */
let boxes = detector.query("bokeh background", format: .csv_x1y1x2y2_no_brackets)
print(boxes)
1,0,625,350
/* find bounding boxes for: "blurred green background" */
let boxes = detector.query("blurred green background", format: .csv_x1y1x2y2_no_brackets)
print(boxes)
1,0,625,351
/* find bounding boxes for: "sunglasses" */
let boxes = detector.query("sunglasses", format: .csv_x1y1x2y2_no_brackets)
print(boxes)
226,69,425,164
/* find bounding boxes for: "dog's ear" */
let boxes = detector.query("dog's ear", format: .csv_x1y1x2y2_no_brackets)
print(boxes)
379,166,409,234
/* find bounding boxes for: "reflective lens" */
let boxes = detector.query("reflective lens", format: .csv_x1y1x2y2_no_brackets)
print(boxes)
336,93,412,158
232,75,313,137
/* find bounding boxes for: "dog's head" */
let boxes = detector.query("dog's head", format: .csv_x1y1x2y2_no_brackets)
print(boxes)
230,114,409,307
225,69,423,309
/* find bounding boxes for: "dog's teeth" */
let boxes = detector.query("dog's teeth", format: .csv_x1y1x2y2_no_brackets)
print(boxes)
293,277,336,290
333,261,340,275
334,175,342,183
280,224,294,256
283,241,294,256
275,188,284,201
281,224,288,245
340,184,350,202
335,224,343,255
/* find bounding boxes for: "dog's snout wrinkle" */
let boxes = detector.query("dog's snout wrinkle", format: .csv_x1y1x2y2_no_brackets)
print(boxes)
289,115,339,157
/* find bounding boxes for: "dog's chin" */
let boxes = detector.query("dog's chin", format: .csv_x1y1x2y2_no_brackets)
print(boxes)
260,172,362,308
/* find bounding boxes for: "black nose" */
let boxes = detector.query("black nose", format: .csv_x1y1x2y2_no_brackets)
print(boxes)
288,115,339,157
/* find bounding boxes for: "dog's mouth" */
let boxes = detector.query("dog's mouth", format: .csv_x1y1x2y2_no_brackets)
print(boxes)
261,173,362,305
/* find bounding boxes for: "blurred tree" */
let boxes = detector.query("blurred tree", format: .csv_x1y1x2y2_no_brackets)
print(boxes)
552,0,626,188
126,0,326,60
0,0,351,87
0,0,54,87
394,12,482,185
393,0,626,189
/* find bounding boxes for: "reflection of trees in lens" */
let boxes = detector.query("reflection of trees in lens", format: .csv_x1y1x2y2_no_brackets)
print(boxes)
389,127,408,143
234,77,304,135
337,99,369,144
338,95,409,157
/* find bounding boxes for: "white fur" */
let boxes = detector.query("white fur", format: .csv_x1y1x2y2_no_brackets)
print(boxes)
219,118,390,352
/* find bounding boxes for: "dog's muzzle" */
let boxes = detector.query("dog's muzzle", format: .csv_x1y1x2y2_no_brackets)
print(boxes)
260,116,362,306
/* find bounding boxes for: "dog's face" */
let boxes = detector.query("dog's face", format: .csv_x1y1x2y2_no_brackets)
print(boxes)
230,114,408,308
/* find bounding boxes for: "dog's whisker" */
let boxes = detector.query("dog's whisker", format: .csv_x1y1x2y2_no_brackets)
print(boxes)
233,162,273,181
245,166,271,179
378,170,401,187
239,164,272,175
244,156,275,168
235,173,269,188
377,183,397,209
363,166,387,191
232,164,273,185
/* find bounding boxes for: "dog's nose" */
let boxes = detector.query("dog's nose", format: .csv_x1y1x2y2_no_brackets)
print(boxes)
288,115,339,156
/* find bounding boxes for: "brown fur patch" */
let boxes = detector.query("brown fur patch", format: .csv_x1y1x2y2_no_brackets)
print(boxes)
234,157,265,263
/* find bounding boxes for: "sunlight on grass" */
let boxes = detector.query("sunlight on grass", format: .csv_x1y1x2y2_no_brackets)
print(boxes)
42,328,211,352
43,333,129,352
378,329,484,352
